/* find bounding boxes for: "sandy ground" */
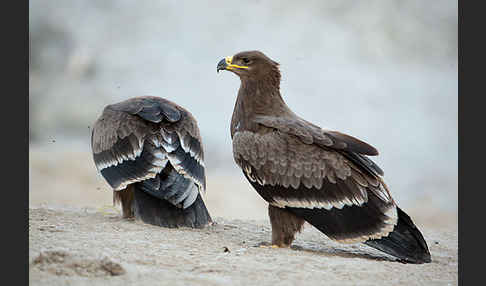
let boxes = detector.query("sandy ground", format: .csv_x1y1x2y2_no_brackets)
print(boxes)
29,207,457,286
29,144,458,285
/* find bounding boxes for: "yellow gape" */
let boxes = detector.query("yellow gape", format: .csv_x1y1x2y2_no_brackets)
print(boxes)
225,56,249,70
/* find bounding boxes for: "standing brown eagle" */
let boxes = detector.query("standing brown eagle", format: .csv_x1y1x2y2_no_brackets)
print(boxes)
217,51,431,263
91,96,212,228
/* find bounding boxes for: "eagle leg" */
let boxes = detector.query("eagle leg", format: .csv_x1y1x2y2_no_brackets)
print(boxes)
113,186,135,219
268,205,305,247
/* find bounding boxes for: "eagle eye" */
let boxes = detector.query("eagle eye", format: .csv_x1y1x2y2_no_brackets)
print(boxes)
242,57,250,64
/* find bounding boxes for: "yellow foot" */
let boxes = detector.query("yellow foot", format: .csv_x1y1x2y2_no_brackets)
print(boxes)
259,244,285,248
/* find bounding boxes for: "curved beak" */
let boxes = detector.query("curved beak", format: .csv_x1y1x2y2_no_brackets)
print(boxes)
217,58,227,73
217,56,249,73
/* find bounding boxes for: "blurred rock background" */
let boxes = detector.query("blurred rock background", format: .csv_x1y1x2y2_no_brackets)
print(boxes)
29,0,457,225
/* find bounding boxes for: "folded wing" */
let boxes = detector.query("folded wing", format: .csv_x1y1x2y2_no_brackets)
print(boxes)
91,96,205,209
233,129,396,243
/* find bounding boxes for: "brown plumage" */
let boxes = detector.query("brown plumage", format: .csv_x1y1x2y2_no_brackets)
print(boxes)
217,51,431,263
91,96,212,228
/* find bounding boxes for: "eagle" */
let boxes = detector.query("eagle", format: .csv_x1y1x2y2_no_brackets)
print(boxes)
217,51,431,263
91,96,212,228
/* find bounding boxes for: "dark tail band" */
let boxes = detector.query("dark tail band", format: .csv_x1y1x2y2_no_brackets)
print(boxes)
364,207,431,264
131,184,212,228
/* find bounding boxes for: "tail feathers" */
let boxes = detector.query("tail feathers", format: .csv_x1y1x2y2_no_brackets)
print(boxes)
129,184,212,228
364,207,431,264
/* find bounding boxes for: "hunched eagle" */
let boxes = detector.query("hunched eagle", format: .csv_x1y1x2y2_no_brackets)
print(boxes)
217,51,431,263
91,96,212,228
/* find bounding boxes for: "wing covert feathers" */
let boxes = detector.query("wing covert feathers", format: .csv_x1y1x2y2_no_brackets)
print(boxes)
233,130,397,243
91,96,205,209
253,115,379,156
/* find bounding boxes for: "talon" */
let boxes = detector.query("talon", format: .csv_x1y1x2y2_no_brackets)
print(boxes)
259,244,281,248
